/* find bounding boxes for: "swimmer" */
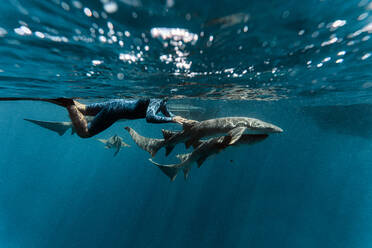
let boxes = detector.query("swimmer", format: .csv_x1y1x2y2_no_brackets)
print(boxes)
0,97,189,138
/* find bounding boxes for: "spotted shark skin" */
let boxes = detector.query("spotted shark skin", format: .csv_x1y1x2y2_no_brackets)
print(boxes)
126,117,282,157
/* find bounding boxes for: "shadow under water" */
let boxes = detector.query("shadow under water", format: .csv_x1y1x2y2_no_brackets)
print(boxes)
303,104,372,139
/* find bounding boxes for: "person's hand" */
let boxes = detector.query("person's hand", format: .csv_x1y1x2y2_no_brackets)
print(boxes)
173,116,199,126
172,116,188,124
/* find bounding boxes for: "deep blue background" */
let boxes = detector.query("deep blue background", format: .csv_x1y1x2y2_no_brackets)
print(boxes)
0,100,371,248
0,0,371,246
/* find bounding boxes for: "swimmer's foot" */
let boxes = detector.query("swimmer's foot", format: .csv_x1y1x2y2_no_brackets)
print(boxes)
45,98,75,107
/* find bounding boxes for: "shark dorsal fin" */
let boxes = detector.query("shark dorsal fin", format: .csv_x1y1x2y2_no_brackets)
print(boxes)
162,129,177,141
165,145,176,156
176,153,191,162
197,156,208,168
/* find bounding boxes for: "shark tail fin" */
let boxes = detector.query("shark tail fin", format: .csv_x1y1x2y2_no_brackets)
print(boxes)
24,118,72,136
161,129,177,141
148,158,179,181
125,127,164,157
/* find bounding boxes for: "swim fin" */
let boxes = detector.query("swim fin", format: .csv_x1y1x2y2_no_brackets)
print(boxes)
24,118,73,136
0,97,74,107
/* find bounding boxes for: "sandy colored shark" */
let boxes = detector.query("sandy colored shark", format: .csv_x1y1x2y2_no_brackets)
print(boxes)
97,135,130,156
125,116,282,157
150,133,268,181
124,127,268,181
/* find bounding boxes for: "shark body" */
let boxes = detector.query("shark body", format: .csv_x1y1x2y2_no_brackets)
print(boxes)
125,127,268,180
97,135,130,156
126,116,282,157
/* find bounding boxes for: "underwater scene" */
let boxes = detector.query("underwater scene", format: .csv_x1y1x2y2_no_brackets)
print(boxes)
0,0,372,247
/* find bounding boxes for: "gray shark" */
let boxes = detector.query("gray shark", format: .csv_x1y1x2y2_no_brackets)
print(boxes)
125,116,282,157
124,127,268,180
97,134,130,156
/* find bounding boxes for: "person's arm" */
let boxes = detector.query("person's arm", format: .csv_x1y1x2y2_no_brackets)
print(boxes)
159,99,176,118
145,99,174,123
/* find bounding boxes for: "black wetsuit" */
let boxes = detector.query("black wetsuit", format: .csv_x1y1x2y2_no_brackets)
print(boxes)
84,98,175,136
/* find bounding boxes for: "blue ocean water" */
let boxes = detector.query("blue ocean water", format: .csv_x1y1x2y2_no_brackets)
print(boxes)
0,0,372,247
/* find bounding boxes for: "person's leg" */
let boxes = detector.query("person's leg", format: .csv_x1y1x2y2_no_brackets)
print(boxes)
86,107,118,137
45,98,119,138
65,104,91,138
73,100,88,114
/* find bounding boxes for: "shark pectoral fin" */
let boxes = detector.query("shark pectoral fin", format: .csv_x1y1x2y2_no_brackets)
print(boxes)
183,167,191,180
227,127,247,145
121,142,130,147
197,156,208,168
148,159,179,181
165,145,175,157
185,138,199,149
161,129,177,141
97,139,107,144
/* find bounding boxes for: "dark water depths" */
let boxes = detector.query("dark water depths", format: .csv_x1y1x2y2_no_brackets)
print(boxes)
0,0,372,247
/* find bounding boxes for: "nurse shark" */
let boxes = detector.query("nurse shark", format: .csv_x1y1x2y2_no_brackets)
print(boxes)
125,116,282,157
125,127,268,181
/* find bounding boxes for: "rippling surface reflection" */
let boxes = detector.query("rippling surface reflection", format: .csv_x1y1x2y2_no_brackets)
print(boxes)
0,0,371,103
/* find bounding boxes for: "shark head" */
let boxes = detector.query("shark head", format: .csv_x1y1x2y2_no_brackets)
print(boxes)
245,119,283,133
